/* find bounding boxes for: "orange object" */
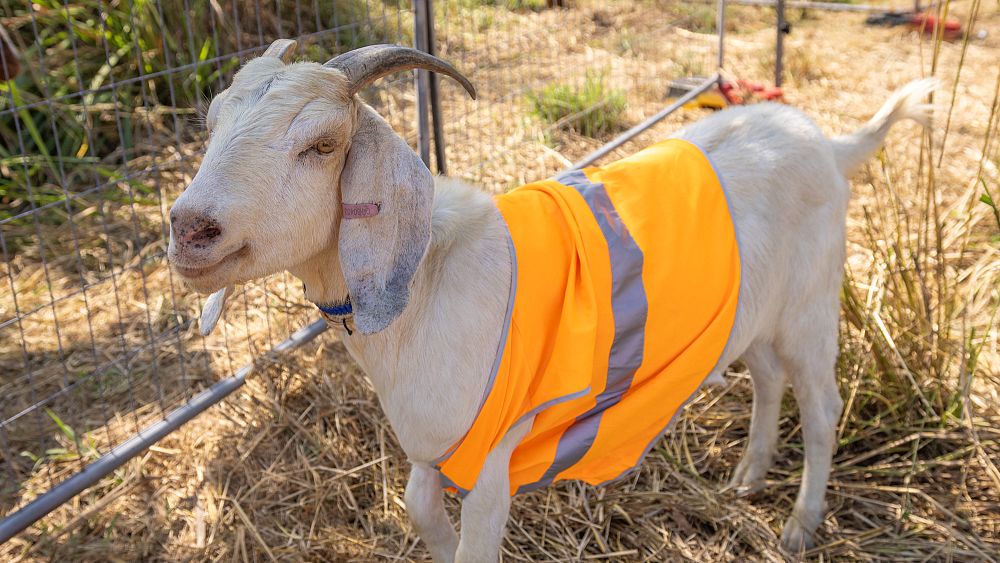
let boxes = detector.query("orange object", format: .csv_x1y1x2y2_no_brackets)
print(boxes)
436,139,742,494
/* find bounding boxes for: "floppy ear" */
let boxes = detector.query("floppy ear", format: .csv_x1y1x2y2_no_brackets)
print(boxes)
205,88,229,131
338,106,434,334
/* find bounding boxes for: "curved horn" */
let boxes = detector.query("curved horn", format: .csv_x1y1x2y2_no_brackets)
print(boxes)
325,44,476,99
262,39,298,63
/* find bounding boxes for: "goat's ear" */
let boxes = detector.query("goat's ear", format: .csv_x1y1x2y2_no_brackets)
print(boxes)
338,107,433,334
206,88,229,131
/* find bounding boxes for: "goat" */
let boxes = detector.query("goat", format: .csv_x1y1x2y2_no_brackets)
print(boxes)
168,40,934,559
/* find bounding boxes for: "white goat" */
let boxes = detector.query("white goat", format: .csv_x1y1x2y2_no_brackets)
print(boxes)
168,40,934,559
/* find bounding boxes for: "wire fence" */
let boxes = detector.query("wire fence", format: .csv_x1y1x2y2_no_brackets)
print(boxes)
0,0,419,541
0,0,736,544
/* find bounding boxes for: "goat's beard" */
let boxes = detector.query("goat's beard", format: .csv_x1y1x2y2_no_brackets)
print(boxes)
199,285,233,336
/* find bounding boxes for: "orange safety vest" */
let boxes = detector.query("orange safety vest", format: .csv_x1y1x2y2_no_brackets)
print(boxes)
436,139,741,495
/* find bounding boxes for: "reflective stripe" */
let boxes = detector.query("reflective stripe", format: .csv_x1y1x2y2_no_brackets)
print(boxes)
431,210,519,468
592,140,744,489
517,169,648,494
483,223,519,414
438,470,472,498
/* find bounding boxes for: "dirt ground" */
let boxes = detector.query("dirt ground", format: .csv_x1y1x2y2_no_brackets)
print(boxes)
2,0,999,561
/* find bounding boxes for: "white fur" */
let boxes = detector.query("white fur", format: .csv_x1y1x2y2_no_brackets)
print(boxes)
168,50,934,560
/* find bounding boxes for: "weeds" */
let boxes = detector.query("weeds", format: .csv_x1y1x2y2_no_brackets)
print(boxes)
527,73,627,138
0,0,404,234
667,2,718,33
673,50,707,78
19,409,99,471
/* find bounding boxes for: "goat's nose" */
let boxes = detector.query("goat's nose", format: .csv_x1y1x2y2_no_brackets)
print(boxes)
170,210,223,247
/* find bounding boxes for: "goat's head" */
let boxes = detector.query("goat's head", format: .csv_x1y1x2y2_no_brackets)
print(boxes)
168,40,475,335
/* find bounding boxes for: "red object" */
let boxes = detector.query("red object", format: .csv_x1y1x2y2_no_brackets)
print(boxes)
910,13,963,39
866,11,963,41
719,79,784,106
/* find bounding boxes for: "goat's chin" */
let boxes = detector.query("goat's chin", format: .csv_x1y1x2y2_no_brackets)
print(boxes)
173,259,245,293
170,242,260,293
178,274,230,294
175,259,286,295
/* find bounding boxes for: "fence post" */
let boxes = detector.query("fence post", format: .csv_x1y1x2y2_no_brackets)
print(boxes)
717,0,726,72
413,0,432,168
425,0,447,175
774,0,786,87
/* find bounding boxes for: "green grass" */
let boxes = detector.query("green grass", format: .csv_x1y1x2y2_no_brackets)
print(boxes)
456,0,550,11
0,0,406,258
527,73,627,138
668,3,718,33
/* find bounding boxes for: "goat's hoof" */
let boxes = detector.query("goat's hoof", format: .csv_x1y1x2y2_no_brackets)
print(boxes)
724,460,771,496
721,479,766,497
780,517,818,553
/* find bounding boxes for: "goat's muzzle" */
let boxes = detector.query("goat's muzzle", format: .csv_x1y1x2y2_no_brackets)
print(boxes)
168,207,248,286
170,209,223,248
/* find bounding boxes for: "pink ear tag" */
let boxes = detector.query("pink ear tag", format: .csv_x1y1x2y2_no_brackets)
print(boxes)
342,203,380,219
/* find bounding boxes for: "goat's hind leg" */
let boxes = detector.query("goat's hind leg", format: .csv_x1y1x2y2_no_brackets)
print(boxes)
778,309,843,552
727,342,786,495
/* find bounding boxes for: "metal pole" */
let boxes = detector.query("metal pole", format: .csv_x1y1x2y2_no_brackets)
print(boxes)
717,0,726,72
424,0,447,175
695,0,920,13
571,73,721,170
0,320,329,544
774,0,786,87
413,0,432,167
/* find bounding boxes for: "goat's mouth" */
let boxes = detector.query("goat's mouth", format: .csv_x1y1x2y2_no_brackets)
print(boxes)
171,243,250,280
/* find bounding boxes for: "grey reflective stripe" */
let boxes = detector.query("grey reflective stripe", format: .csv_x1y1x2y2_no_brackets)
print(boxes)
437,470,472,498
483,221,519,411
431,209,519,468
591,140,744,490
437,385,593,496
517,169,649,494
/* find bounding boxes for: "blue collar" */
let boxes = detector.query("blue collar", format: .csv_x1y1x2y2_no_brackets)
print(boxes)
316,299,352,317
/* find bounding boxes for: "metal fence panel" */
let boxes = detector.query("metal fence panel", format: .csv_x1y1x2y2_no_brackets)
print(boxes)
2,0,730,545
1,0,417,539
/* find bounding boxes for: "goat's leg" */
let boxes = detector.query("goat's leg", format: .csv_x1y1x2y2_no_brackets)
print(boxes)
455,419,532,563
727,342,786,494
405,464,459,563
778,312,843,552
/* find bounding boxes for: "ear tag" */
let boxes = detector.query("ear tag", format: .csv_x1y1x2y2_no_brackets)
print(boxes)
199,285,233,336
342,203,380,219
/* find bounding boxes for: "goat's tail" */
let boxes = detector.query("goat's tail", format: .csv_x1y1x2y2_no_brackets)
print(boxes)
830,78,937,177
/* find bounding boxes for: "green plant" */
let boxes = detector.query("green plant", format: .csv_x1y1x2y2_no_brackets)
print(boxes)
982,180,1000,231
19,408,100,471
457,0,548,11
673,50,706,78
0,0,405,261
527,73,627,138
668,3,717,33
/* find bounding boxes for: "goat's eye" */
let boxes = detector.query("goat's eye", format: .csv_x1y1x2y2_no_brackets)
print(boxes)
314,139,337,154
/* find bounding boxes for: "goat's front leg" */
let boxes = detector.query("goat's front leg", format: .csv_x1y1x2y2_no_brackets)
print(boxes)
455,419,532,563
405,464,459,562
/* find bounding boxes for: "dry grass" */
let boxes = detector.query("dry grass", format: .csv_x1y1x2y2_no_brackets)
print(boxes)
2,0,999,561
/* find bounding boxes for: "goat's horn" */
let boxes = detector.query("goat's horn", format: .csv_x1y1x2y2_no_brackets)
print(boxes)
325,44,476,100
262,39,298,63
